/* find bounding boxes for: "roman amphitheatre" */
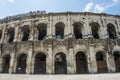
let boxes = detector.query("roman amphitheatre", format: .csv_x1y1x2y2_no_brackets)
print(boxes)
0,11,120,80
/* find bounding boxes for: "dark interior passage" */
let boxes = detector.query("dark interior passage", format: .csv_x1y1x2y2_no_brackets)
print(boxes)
73,22,83,39
7,28,15,43
37,23,47,40
55,53,67,74
76,52,88,74
22,26,30,41
16,54,27,74
96,52,108,73
90,23,100,39
34,53,46,74
114,51,120,72
107,23,117,39
2,55,11,73
55,22,64,39
0,30,2,39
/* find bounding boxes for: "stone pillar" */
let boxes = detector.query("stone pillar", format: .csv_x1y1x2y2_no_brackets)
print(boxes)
9,53,15,74
17,29,22,42
2,23,7,43
1,24,6,43
46,45,53,74
73,57,76,73
101,15,108,39
84,13,92,38
52,58,55,74
26,45,33,74
26,58,31,74
89,44,97,73
87,54,92,73
14,24,19,42
13,59,17,73
29,23,34,41
106,52,116,73
67,13,73,38
47,15,53,39
26,53,32,74
67,48,75,74
116,18,120,39
83,23,87,39
50,14,55,39
99,24,104,39
4,32,8,42
33,26,38,41
0,58,3,73
31,57,35,74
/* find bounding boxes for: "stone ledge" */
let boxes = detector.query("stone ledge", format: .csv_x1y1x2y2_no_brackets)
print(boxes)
0,73,120,80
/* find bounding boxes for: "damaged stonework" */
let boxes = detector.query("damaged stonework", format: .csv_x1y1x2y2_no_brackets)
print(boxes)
0,12,119,74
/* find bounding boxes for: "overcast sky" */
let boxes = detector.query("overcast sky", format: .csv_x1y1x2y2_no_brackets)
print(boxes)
0,0,120,19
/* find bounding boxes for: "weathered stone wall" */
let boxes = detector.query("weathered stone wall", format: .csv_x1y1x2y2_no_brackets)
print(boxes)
0,12,120,74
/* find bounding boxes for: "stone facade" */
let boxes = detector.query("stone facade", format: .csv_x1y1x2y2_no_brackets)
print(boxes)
0,11,120,74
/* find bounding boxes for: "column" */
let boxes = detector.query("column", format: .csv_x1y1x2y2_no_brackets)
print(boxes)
67,48,75,74
84,13,92,38
26,56,32,74
47,15,52,39
14,24,19,42
52,58,55,74
106,52,116,73
13,59,17,73
89,44,97,73
17,28,22,42
2,23,7,43
67,13,73,38
26,44,33,74
116,17,120,39
101,15,108,39
46,45,53,74
33,26,38,41
50,14,55,39
29,22,34,41
1,24,6,43
0,58,2,73
87,54,92,73
73,56,76,73
31,57,34,74
4,32,8,42
99,23,105,39
9,53,15,74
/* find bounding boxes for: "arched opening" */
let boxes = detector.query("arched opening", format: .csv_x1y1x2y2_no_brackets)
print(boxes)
114,51,120,72
37,23,47,40
16,54,27,74
73,22,83,39
22,26,30,41
55,22,64,39
0,30,2,39
96,52,108,73
2,54,11,73
90,23,100,39
7,28,15,43
107,23,117,39
34,53,46,74
55,53,67,74
76,52,88,74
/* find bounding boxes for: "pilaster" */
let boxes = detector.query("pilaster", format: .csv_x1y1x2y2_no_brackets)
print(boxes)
9,53,15,74
84,13,92,38
89,44,97,73
0,59,2,73
67,48,75,74
101,15,108,39
106,52,116,73
46,45,53,74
